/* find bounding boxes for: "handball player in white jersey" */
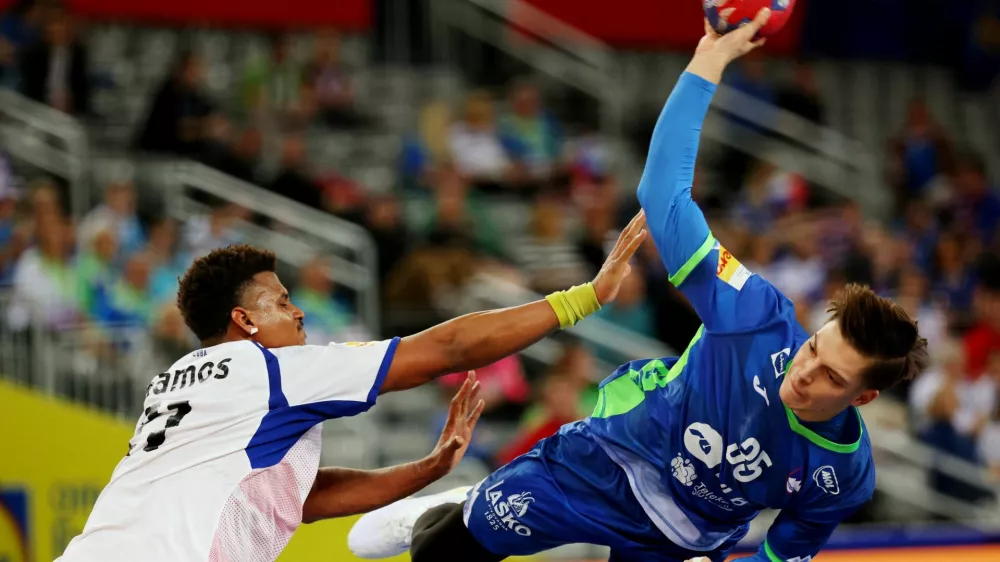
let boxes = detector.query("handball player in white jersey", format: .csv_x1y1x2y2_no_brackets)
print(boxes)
57,216,647,562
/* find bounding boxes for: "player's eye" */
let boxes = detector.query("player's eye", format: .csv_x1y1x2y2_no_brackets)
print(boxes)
827,372,840,386
809,341,817,355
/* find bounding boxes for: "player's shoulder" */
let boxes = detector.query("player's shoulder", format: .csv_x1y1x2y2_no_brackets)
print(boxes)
799,428,876,509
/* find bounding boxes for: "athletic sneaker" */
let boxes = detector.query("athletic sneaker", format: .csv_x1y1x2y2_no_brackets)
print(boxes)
348,486,472,559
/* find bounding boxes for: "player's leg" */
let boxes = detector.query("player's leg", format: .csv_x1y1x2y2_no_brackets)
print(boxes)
410,502,504,562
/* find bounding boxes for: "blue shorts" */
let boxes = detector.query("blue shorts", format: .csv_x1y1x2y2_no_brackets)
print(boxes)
462,422,747,561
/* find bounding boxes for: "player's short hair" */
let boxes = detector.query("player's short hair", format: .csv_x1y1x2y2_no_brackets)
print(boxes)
177,244,277,342
828,284,929,391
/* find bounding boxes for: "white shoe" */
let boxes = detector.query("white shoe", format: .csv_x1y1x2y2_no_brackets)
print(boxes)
348,486,472,559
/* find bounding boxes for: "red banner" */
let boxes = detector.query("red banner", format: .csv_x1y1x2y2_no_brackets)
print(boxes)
0,0,371,30
521,0,806,54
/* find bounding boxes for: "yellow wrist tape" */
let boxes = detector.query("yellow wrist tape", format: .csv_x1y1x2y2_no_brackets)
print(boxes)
545,283,602,329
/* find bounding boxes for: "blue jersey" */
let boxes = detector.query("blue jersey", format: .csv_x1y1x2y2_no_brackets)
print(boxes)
582,73,875,562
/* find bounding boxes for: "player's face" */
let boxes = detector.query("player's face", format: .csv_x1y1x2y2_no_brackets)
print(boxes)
243,272,306,348
780,321,879,422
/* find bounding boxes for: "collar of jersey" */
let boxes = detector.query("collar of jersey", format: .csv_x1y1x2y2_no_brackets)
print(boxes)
780,358,864,454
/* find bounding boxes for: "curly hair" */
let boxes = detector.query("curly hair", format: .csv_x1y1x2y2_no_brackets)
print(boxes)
177,245,277,342
828,283,930,391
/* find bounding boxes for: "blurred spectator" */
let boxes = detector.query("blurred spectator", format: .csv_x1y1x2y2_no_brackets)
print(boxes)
931,232,977,320
137,303,196,373
400,100,452,189
9,210,79,330
136,51,214,156
729,160,806,234
498,80,562,180
495,371,583,467
592,262,654,363
362,194,409,284
438,355,531,424
776,61,826,125
962,253,1000,379
146,217,189,306
1,0,44,52
449,90,516,189
0,32,15,88
0,164,29,285
766,221,826,304
269,133,323,210
184,199,245,259
805,269,848,333
512,197,589,294
306,29,367,130
136,52,212,156
577,201,614,276
18,8,89,116
952,151,1000,245
76,227,117,318
195,115,266,187
894,267,947,352
93,251,153,327
77,181,145,263
887,100,953,206
418,166,504,258
242,33,310,126
296,255,370,345
908,340,992,502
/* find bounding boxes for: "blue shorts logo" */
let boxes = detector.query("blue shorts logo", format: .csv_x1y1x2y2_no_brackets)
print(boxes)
813,465,840,495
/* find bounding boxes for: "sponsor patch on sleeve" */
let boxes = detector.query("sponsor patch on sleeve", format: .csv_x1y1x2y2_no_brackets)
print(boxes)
716,245,752,291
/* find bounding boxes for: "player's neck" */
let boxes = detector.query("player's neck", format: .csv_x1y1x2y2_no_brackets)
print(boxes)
790,406,846,424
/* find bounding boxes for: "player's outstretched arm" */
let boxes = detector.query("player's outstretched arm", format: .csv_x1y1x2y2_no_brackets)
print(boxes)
636,10,769,272
302,372,484,522
378,211,647,394
636,10,793,334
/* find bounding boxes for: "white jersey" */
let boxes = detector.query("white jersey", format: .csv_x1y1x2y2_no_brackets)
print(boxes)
56,337,399,562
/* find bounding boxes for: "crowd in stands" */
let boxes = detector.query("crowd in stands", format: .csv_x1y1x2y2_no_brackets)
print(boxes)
2,0,999,511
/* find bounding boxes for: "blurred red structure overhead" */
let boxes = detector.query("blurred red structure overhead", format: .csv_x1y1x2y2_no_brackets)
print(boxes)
0,0,371,29
520,0,807,54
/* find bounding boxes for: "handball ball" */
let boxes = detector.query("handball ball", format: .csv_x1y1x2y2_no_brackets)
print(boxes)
704,0,797,38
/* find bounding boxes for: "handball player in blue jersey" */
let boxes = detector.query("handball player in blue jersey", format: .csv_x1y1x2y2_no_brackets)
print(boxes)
350,9,929,562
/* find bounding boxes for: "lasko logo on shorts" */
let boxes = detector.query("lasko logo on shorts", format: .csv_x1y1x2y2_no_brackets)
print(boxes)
812,465,840,495
483,481,533,536
716,244,752,291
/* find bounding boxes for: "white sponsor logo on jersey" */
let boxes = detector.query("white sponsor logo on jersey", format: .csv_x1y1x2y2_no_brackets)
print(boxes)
671,454,698,487
753,375,769,406
484,481,533,536
813,465,840,495
771,348,791,378
683,423,724,469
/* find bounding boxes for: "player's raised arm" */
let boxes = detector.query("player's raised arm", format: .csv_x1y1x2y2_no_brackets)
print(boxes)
380,211,647,393
636,10,792,333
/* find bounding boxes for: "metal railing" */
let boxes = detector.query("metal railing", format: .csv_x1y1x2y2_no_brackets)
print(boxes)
430,0,625,136
0,88,90,219
161,161,382,336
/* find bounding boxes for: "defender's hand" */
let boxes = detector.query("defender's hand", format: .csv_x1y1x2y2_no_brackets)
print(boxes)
592,210,648,305
428,371,485,475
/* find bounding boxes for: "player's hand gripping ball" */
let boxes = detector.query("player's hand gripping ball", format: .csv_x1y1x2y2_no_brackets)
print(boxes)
704,0,796,38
